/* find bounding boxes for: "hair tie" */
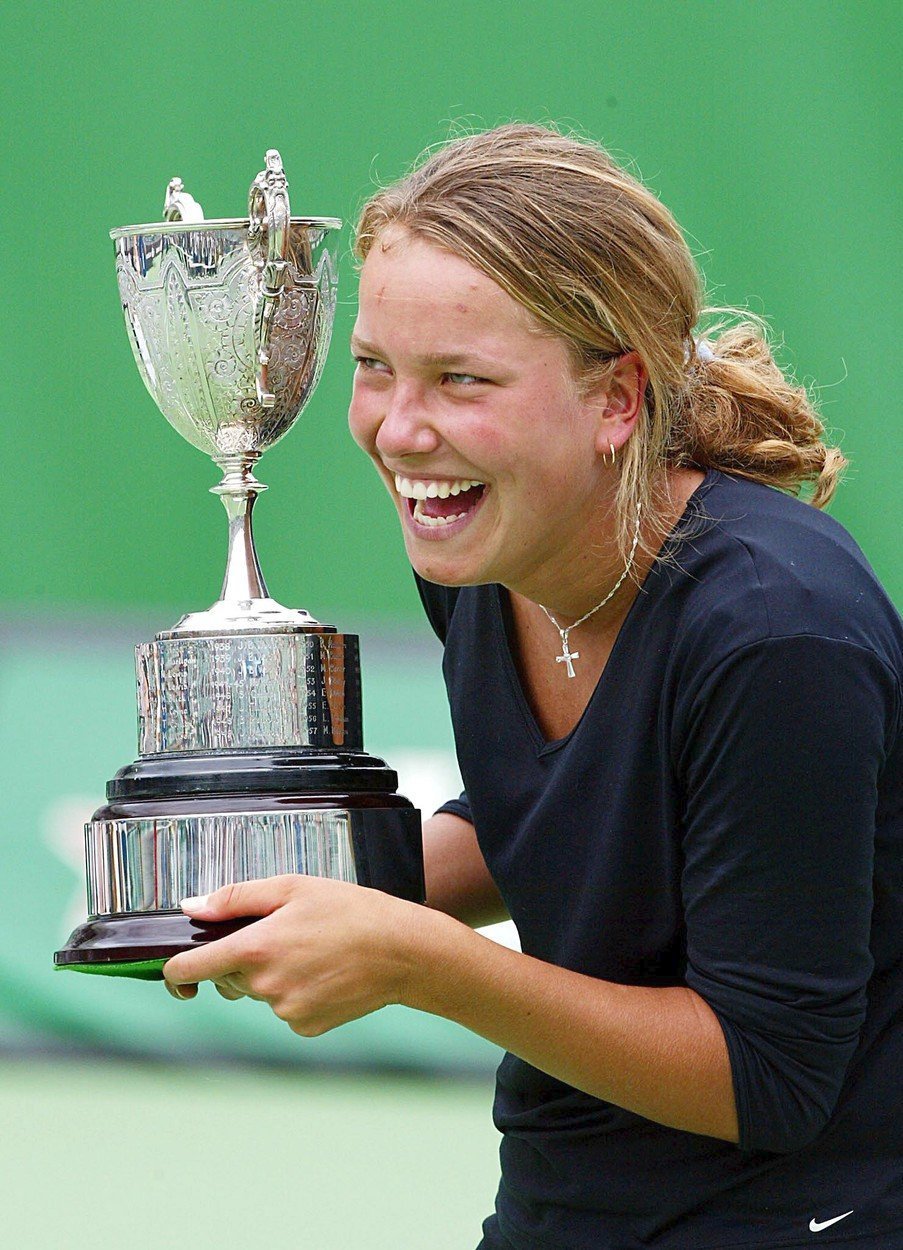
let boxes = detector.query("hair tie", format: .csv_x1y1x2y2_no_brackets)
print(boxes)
683,336,717,366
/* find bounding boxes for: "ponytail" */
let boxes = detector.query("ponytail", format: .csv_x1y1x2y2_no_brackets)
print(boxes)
673,317,846,508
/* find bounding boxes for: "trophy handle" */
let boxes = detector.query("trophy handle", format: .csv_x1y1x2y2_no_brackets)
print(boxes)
163,178,205,223
248,149,291,408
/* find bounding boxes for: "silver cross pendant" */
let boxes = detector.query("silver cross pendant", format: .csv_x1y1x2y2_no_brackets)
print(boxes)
555,633,580,678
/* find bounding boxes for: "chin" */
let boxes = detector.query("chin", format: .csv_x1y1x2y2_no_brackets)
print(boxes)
407,554,458,587
405,545,480,588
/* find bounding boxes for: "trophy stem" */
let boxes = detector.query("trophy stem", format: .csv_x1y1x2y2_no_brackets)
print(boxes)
211,456,269,603
162,453,323,635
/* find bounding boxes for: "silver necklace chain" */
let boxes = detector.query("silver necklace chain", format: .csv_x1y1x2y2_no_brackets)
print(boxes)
538,504,642,679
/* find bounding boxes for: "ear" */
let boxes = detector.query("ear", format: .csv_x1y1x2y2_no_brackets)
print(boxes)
587,351,648,456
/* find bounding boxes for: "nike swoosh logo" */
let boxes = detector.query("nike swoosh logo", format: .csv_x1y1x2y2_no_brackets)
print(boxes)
809,1210,854,1232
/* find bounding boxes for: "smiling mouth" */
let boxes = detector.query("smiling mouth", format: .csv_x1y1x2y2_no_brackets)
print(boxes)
394,475,487,529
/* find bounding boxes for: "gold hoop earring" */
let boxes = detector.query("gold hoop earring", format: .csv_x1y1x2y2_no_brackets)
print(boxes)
607,442,616,468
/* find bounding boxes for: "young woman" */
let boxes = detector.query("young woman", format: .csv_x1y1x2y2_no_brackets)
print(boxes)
165,126,902,1249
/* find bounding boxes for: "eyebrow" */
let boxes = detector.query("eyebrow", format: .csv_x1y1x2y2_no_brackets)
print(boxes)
350,338,499,370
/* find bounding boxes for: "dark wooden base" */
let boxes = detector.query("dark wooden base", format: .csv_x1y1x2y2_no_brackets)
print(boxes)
54,911,259,973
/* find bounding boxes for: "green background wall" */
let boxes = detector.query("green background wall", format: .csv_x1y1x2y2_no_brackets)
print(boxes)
2,0,900,626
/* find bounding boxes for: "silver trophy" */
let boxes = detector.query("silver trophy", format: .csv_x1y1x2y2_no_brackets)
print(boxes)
55,151,423,978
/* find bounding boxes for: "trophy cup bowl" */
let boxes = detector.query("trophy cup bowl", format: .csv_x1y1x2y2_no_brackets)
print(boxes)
54,152,424,979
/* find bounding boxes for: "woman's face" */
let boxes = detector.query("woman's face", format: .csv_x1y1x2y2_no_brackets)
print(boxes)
348,228,631,595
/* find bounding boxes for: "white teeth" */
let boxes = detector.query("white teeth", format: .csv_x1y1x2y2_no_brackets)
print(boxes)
393,474,485,499
412,500,469,527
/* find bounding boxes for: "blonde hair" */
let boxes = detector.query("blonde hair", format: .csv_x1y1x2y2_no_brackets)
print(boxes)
354,124,846,564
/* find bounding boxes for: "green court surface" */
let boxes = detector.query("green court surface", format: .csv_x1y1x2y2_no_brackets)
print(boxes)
0,1058,499,1249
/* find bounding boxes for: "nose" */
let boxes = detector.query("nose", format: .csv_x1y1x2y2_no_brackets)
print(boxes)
374,380,441,460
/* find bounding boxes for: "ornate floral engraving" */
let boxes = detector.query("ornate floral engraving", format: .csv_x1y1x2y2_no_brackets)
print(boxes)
114,224,338,460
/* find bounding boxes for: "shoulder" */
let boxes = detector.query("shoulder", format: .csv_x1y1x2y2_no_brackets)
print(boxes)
665,472,903,685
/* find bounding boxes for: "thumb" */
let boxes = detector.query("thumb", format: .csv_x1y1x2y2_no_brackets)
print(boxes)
181,875,298,920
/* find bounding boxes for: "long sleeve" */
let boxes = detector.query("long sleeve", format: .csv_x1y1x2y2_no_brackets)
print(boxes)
676,633,899,1153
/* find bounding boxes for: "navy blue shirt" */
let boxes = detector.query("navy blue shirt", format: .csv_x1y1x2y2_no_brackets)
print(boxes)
417,471,903,1249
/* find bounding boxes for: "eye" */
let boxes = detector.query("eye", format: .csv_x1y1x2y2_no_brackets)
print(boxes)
444,372,484,387
353,355,392,375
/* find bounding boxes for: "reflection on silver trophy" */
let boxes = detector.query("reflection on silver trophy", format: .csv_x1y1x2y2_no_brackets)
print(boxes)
55,151,423,978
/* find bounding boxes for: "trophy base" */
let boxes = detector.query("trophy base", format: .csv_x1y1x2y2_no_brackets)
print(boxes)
55,752,424,982
54,911,259,980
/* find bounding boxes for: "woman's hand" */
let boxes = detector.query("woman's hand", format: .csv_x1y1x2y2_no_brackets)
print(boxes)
163,873,738,1142
162,875,424,1036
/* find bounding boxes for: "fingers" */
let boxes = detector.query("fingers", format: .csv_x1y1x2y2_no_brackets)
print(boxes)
165,980,198,1001
214,978,246,1002
164,972,248,1003
163,933,247,988
180,876,297,923
164,879,298,988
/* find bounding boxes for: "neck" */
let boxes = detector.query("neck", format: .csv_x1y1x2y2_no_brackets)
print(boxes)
509,467,704,626
509,503,637,626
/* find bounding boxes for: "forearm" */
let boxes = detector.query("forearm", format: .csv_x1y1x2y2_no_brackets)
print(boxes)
422,812,509,928
402,909,739,1143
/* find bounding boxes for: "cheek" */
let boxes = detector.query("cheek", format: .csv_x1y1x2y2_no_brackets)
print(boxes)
347,384,380,453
